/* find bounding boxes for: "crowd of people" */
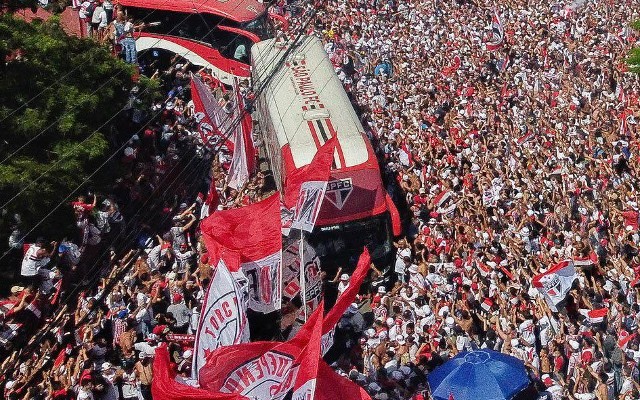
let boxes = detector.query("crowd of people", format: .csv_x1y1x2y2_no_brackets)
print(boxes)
302,0,640,399
0,44,266,396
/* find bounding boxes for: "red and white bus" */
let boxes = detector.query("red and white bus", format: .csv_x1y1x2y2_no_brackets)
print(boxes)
251,36,401,269
119,0,274,84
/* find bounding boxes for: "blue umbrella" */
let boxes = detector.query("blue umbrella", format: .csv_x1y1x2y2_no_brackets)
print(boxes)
427,349,530,400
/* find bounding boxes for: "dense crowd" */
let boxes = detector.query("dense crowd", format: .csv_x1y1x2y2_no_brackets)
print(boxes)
0,47,266,397
304,0,640,399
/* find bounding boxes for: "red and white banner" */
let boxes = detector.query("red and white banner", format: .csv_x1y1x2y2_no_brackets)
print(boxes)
291,181,328,233
201,194,283,313
227,79,256,189
281,237,323,311
321,248,371,354
192,259,249,379
198,305,325,399
152,345,244,400
190,73,232,150
200,178,220,219
486,9,504,51
532,260,577,311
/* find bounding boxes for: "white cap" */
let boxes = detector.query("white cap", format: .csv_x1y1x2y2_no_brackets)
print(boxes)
510,338,520,347
569,340,580,350
445,317,455,326
378,286,387,294
396,335,406,345
340,274,349,281
386,317,395,327
183,350,193,359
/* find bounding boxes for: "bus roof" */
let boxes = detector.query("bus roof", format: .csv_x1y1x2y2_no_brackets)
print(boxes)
251,36,370,170
118,0,266,23
252,36,388,226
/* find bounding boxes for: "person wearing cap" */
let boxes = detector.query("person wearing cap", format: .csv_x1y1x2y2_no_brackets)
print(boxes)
135,349,154,400
338,272,351,295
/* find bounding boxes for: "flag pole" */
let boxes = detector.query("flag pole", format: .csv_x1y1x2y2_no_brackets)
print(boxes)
300,229,308,321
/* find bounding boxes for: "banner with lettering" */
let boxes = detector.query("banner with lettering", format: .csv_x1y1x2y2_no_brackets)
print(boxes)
192,259,249,379
198,306,325,399
152,345,244,400
281,237,323,317
190,73,233,151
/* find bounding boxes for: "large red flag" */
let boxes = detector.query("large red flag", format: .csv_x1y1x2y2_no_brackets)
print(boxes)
284,137,337,209
321,247,371,354
198,305,325,399
316,360,372,400
201,193,282,313
152,345,245,400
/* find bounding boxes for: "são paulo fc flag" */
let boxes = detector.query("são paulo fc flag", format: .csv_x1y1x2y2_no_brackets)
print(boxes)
322,248,371,354
532,260,577,311
192,259,250,379
190,73,232,150
486,9,505,51
198,304,325,399
201,194,282,313
227,78,255,190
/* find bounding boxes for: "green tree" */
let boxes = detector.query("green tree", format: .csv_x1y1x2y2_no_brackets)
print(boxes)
630,20,640,74
0,15,135,242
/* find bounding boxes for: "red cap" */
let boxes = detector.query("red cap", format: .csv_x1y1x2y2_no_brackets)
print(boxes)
173,293,183,304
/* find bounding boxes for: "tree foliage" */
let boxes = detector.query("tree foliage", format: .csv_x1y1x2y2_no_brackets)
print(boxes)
630,20,640,75
0,15,135,240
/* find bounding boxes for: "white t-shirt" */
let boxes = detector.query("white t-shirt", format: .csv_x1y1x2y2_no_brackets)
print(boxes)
395,247,411,274
21,245,49,277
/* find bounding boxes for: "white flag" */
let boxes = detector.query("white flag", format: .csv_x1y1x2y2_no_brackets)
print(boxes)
192,259,249,378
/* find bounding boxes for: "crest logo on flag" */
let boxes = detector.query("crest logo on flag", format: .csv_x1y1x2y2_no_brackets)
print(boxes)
325,178,353,210
541,274,561,296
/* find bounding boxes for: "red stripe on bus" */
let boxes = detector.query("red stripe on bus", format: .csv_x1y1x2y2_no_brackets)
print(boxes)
306,121,322,148
324,118,346,167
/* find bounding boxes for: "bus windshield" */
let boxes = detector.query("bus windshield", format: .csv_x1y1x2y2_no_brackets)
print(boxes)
308,214,393,270
239,12,270,39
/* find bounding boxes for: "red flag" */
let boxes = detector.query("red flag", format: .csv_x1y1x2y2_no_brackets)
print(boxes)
284,137,337,209
227,79,255,189
198,306,325,398
152,345,244,400
291,302,325,400
201,194,282,313
385,193,402,236
322,248,371,354
315,360,371,400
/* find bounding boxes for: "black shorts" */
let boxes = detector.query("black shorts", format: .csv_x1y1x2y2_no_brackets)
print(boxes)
91,22,99,30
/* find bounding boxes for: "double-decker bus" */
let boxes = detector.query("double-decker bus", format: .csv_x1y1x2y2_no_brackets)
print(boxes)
119,0,276,84
251,36,401,270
